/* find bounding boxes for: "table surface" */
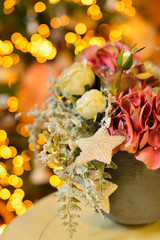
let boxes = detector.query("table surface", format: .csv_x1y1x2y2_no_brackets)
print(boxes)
1,194,160,240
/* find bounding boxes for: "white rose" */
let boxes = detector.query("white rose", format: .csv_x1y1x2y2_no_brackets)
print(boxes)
57,62,95,98
75,89,106,119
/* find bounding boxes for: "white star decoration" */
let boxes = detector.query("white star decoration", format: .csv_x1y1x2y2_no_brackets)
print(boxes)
95,181,118,213
76,127,125,166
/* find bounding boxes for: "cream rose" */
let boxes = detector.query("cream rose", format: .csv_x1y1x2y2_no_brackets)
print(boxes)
57,62,95,98
75,89,106,119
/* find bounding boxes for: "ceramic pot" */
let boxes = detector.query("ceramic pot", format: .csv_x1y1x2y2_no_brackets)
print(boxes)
107,151,160,225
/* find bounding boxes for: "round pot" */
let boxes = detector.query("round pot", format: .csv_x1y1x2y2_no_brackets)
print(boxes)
107,151,160,225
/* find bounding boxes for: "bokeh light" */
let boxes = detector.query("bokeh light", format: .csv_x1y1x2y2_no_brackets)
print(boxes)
0,130,7,142
34,2,46,13
0,188,11,200
49,175,64,187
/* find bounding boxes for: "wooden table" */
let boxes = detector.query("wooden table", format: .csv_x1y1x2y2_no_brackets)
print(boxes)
1,194,160,240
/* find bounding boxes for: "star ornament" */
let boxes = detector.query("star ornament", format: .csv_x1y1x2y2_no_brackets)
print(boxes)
95,181,118,213
76,127,125,166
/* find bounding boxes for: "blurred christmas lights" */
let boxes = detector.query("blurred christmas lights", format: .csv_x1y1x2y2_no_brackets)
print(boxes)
0,130,33,219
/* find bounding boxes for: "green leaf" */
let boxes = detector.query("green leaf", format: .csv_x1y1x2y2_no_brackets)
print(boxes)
70,203,82,211
58,195,67,202
116,50,124,67
71,197,81,203
58,204,67,212
130,43,137,53
122,53,133,70
61,214,68,219
134,47,145,54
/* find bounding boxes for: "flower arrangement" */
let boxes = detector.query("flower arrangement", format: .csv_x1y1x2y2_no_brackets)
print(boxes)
26,41,160,238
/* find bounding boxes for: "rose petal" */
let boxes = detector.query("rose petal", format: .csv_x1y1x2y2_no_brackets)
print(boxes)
148,129,160,148
130,107,141,130
139,102,152,130
138,130,149,149
135,147,160,170
99,55,115,72
120,98,134,115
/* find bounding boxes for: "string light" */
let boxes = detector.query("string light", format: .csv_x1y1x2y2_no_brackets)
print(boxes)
7,96,18,112
49,175,64,188
75,23,87,35
49,0,60,3
0,130,33,220
81,0,95,5
65,32,77,44
0,130,7,142
34,2,46,13
38,24,50,38
115,0,136,17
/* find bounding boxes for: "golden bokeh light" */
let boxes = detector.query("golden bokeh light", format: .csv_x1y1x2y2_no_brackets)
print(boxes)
11,198,23,210
115,1,125,12
19,125,30,137
4,0,15,9
14,189,25,199
49,0,60,3
0,164,7,178
23,161,31,171
16,206,26,216
6,201,15,212
2,56,13,68
29,143,35,152
3,7,15,15
0,130,7,142
13,155,24,167
88,4,100,15
9,146,17,158
65,32,77,44
0,188,11,200
60,15,70,26
75,23,87,35
48,161,63,170
0,176,9,186
21,150,31,162
91,11,102,20
38,24,50,38
81,0,95,5
10,53,20,65
89,36,105,46
109,26,122,42
0,145,12,159
124,6,136,17
14,177,23,188
13,166,24,176
37,133,46,145
121,0,132,7
34,2,46,13
50,17,61,28
7,96,19,112
8,174,19,186
23,200,33,209
49,175,64,187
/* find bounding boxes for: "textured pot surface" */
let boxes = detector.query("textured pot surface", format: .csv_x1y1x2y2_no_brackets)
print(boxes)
107,151,160,225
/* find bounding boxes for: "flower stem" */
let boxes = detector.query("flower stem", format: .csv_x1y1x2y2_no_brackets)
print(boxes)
116,68,123,93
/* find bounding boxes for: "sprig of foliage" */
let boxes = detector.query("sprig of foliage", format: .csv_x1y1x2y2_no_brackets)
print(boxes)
26,68,116,238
